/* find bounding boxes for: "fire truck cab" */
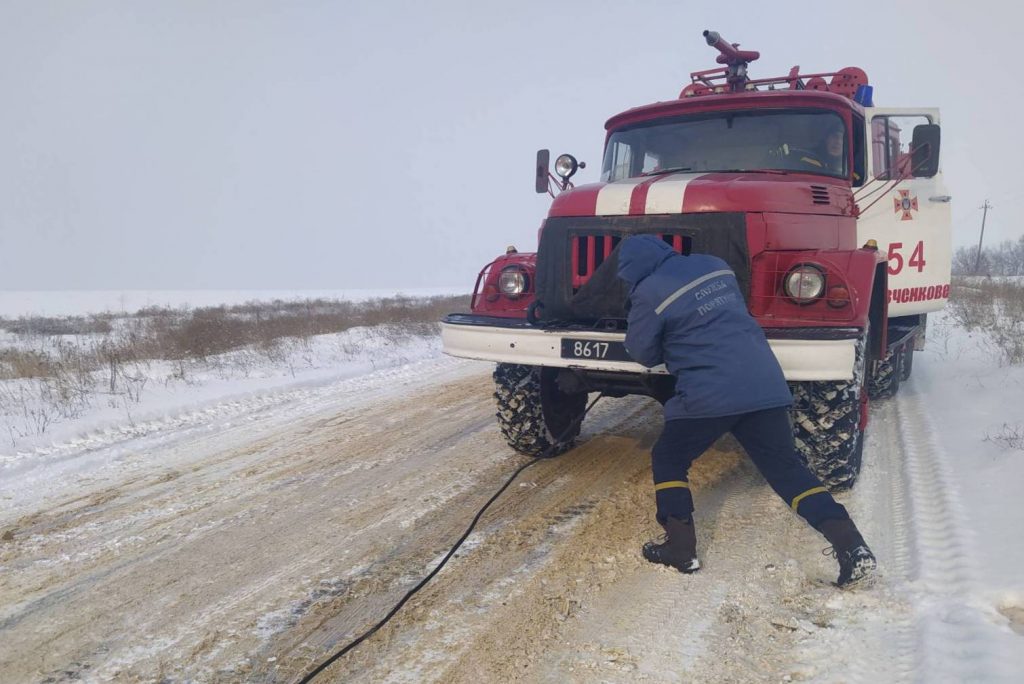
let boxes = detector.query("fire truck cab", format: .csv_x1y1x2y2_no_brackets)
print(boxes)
441,31,951,489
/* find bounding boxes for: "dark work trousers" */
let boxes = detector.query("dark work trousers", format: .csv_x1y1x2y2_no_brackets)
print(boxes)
651,406,849,529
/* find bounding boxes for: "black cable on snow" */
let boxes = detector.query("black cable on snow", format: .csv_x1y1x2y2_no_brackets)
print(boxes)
295,393,605,683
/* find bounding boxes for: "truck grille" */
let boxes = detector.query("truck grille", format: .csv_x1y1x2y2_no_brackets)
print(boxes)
571,234,691,291
535,213,750,324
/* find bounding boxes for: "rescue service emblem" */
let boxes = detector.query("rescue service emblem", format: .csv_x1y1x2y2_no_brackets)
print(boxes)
893,190,919,221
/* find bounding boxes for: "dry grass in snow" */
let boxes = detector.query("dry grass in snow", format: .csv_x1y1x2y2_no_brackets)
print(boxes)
0,295,469,445
946,277,1024,366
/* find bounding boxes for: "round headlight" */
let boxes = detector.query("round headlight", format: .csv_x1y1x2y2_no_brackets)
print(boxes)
498,267,528,298
554,154,579,180
783,264,826,303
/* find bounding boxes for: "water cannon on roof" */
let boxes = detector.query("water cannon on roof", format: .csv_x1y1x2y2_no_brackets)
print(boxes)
681,29,871,102
702,30,760,92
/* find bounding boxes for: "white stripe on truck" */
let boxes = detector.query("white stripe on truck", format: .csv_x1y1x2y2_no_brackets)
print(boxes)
645,172,702,214
595,178,645,216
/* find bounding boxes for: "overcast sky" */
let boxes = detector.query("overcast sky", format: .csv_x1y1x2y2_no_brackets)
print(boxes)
1,0,1022,290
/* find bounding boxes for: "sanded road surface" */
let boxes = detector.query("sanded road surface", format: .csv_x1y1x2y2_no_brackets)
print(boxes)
1,356,1014,682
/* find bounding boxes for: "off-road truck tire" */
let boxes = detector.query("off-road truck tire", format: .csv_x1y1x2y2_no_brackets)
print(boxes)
493,363,588,457
868,346,903,400
790,336,868,491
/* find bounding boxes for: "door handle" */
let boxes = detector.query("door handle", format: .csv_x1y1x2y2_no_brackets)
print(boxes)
929,195,952,203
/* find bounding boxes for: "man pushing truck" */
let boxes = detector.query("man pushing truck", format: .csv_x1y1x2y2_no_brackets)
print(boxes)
618,235,876,587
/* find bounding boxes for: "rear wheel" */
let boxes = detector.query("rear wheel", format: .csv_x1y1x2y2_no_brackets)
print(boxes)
790,335,868,491
868,345,904,400
493,364,588,457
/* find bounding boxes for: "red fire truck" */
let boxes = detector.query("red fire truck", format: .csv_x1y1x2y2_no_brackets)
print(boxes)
441,31,951,489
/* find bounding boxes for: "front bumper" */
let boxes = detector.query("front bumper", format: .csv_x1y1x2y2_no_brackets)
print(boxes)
441,314,860,382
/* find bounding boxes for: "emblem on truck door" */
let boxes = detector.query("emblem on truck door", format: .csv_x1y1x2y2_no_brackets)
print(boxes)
894,190,919,221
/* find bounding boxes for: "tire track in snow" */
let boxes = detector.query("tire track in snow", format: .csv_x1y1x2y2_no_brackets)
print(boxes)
893,384,1011,682
837,401,919,684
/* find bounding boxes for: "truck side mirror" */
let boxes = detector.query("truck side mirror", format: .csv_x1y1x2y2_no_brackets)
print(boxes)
535,149,551,194
911,124,940,178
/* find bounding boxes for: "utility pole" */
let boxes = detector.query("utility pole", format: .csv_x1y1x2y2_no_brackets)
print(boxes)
974,200,992,273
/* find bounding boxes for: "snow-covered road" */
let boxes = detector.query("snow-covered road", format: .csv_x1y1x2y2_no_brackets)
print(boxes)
1,338,1022,682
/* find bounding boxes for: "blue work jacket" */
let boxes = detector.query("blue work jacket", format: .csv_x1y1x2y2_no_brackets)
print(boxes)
617,235,792,419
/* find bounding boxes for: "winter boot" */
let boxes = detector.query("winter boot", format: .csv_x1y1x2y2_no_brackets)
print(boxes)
642,516,699,573
818,518,877,588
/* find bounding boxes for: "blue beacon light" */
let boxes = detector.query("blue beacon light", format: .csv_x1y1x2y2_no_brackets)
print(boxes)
854,84,874,107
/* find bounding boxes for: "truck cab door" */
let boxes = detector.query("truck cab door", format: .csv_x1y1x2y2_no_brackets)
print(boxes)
856,107,952,316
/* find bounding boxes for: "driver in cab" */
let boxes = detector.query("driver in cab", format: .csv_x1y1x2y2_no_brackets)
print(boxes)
794,122,845,174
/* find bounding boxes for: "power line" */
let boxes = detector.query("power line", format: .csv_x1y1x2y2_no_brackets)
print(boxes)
974,199,993,273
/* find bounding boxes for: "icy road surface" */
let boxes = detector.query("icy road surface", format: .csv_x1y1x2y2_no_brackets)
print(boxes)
1,353,1022,682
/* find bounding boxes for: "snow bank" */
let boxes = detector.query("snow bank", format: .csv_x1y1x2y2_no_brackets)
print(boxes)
0,324,444,465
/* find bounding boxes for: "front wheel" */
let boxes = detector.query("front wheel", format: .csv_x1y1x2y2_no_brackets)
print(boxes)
790,336,868,491
492,364,587,457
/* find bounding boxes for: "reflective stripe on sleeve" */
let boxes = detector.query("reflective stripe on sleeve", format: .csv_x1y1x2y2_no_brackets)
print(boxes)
655,270,735,315
790,486,829,511
654,480,690,491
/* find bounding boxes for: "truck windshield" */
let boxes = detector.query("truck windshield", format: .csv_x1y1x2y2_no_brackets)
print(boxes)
601,110,848,181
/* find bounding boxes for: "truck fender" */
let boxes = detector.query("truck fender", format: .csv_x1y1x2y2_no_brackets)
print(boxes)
867,261,888,361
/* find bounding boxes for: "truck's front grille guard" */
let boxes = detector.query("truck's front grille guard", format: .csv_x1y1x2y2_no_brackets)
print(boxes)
571,233,690,291
470,259,535,311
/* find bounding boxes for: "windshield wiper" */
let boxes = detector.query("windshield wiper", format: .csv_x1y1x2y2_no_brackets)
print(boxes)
639,167,793,178
715,168,791,175
640,166,693,176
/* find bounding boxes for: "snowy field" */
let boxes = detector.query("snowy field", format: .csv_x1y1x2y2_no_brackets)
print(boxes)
0,288,465,318
1,294,1022,682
